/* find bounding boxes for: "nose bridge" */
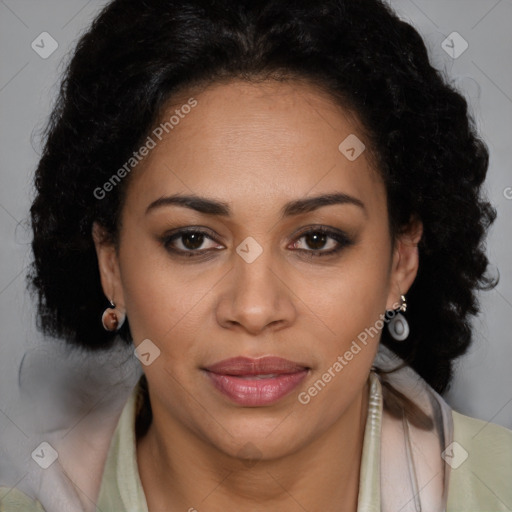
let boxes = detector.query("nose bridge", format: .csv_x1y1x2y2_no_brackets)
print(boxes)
217,236,295,333
234,236,281,305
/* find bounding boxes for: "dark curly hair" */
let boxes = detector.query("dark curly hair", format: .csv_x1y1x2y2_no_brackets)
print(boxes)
28,0,497,394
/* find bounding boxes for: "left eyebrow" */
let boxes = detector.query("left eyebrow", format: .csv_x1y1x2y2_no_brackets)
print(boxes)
280,192,367,219
145,192,367,218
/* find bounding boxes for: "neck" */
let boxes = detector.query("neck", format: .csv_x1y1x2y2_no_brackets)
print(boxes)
137,382,369,512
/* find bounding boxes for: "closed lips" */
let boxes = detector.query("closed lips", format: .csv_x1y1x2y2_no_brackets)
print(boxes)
204,356,308,376
203,357,310,406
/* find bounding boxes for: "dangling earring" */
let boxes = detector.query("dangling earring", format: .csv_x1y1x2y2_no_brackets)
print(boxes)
101,299,126,331
386,294,409,341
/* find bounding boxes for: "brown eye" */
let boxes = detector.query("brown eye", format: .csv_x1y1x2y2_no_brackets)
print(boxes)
291,227,353,257
180,232,206,250
302,232,329,250
161,228,223,255
161,226,353,260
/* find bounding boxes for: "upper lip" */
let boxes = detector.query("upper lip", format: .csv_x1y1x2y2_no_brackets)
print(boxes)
204,356,308,376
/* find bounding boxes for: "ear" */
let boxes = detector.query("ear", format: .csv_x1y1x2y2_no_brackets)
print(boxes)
386,216,423,310
92,221,125,310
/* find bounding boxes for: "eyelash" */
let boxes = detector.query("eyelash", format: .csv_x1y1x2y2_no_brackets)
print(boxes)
160,226,353,259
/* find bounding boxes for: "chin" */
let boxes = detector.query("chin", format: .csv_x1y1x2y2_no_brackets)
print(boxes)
200,413,310,463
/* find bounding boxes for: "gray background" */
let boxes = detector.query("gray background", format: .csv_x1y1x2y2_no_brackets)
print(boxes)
0,0,511,433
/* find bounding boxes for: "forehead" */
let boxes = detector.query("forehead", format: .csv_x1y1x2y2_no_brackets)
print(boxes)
161,79,363,160
124,79,385,219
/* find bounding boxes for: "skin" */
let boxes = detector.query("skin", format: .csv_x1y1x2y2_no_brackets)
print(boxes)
93,79,422,511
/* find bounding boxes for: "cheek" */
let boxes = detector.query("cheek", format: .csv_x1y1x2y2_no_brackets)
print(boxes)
119,212,392,355
303,251,391,344
117,235,194,344
118,235,224,381
296,264,389,424
296,239,391,404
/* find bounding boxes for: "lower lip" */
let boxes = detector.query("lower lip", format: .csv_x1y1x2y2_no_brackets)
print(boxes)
206,370,309,406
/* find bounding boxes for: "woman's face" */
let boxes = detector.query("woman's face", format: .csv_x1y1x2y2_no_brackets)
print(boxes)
94,79,421,461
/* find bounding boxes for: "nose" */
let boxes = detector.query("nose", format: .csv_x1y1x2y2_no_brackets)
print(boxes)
215,244,297,336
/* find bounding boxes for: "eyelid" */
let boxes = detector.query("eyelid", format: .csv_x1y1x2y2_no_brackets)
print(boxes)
289,225,353,255
290,224,348,240
161,226,222,250
161,225,353,257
